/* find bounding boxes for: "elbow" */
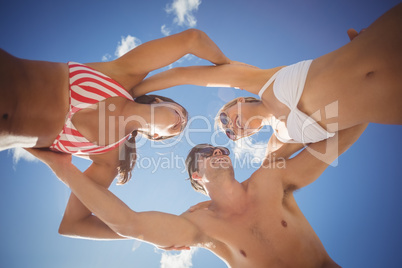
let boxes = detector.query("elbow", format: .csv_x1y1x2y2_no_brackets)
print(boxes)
58,219,74,237
183,28,205,50
184,28,204,39
58,216,84,238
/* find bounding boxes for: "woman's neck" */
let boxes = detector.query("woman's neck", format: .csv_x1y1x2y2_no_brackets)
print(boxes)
248,101,275,127
122,102,152,133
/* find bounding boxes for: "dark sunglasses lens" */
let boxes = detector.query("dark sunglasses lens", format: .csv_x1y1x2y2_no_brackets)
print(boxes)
217,147,230,155
198,147,230,157
199,147,215,157
220,113,229,125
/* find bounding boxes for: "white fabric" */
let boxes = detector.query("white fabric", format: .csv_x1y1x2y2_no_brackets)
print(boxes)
259,60,335,143
258,71,279,98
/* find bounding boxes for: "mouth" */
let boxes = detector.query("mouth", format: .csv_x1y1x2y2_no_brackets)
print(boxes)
211,155,230,165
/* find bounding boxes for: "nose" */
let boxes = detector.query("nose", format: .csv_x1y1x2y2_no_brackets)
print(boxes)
213,148,222,156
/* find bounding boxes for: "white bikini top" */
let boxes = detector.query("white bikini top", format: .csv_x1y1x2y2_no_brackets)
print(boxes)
258,60,335,144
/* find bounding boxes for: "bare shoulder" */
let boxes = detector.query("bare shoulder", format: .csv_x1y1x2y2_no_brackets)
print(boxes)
246,165,286,201
180,207,216,243
84,61,119,80
234,65,272,94
85,61,147,90
252,160,287,184
180,203,224,238
180,204,212,222
180,206,233,257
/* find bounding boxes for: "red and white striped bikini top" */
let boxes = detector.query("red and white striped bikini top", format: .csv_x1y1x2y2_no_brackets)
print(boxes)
50,62,134,155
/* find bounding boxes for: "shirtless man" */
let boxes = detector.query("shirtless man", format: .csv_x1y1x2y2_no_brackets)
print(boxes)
28,120,367,267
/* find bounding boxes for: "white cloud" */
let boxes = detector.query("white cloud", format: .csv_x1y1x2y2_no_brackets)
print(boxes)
115,35,142,58
233,137,267,165
160,248,197,268
165,0,201,28
10,147,38,165
161,24,171,36
131,239,143,252
102,53,112,62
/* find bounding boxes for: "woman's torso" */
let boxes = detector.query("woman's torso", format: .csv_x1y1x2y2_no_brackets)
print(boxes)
0,51,138,152
49,62,136,155
0,50,70,150
301,5,402,130
261,5,402,137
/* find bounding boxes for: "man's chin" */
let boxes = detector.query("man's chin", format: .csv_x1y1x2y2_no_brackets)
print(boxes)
211,162,233,172
211,161,231,169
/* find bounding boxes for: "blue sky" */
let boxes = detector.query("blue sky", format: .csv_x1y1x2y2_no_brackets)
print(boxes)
1,0,401,267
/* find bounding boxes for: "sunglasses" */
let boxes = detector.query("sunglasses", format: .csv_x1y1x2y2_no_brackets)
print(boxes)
219,112,230,126
220,112,237,140
197,146,230,158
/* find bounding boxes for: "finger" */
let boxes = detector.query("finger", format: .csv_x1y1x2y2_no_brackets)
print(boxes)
187,205,197,212
187,206,206,212
347,28,359,41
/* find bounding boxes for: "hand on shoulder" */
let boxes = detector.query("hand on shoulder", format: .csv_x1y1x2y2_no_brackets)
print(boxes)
186,200,211,213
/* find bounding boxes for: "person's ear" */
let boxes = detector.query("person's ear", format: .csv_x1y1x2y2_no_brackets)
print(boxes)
153,97,163,104
192,172,202,180
237,97,245,103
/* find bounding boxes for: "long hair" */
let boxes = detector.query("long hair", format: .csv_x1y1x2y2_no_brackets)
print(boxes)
117,94,188,185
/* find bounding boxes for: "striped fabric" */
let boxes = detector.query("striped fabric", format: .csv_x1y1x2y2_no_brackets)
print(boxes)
50,62,134,155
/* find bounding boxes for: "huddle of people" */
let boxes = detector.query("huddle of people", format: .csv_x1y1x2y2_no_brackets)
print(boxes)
2,3,401,267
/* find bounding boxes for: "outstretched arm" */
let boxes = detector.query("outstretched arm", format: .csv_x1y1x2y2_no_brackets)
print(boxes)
116,29,230,71
88,29,231,92
133,25,364,97
27,148,127,240
131,63,267,97
282,123,368,189
27,149,205,248
58,149,128,240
